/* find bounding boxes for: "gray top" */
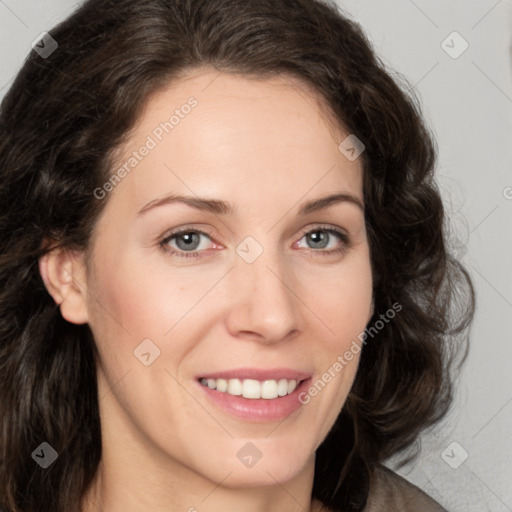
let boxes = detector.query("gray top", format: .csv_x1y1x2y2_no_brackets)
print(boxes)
364,464,447,511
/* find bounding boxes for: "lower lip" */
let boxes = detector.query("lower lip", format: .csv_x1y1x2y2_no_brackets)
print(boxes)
197,378,312,422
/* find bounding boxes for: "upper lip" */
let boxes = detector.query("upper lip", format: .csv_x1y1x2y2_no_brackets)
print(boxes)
197,367,312,382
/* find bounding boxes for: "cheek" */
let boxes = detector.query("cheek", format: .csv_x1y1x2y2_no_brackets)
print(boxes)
87,250,215,342
312,253,373,343
298,252,372,417
86,236,373,366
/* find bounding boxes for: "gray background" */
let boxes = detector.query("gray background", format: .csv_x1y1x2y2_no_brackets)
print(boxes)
1,1,511,510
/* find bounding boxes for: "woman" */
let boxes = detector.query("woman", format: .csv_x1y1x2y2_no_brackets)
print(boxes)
0,0,475,511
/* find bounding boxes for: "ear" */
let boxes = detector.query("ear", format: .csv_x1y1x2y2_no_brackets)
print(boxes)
38,247,89,324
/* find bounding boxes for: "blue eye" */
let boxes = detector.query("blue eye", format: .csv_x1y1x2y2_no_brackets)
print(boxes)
160,229,213,258
159,225,350,259
295,227,349,254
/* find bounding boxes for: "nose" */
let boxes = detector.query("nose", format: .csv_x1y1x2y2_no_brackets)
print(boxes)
225,245,304,345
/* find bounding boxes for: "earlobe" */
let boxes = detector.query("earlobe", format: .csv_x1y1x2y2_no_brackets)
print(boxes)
38,248,89,324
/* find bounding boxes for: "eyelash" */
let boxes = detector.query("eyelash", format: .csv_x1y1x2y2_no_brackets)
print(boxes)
159,225,350,259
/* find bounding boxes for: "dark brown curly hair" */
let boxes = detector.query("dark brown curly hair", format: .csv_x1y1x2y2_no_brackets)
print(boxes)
0,0,475,511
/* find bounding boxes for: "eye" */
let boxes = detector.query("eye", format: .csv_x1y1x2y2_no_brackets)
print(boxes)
159,224,350,259
295,226,350,256
160,228,216,258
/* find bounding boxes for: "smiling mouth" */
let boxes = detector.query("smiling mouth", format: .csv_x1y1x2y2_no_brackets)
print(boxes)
198,377,306,399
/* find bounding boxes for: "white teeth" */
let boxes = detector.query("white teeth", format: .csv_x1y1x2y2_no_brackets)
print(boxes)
216,378,228,392
288,379,297,394
277,378,289,396
227,378,242,396
200,377,301,399
261,379,278,399
242,379,261,399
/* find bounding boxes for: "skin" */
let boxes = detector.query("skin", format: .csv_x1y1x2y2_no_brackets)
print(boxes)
40,67,374,512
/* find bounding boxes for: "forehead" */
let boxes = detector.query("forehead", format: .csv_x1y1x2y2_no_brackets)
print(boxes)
126,68,345,148
102,67,363,219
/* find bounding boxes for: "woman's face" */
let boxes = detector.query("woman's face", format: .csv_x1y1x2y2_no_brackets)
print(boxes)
79,68,373,487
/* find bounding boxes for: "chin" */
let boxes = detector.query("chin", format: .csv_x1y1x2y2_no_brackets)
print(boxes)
190,438,316,489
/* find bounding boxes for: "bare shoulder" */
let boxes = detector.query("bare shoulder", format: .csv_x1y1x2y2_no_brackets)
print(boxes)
364,464,448,511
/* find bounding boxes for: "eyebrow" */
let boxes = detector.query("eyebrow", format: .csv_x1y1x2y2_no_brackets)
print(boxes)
136,191,364,217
